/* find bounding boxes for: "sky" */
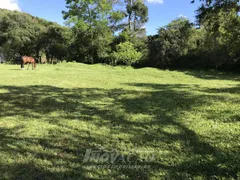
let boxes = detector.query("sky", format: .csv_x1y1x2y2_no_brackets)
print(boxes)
0,0,201,35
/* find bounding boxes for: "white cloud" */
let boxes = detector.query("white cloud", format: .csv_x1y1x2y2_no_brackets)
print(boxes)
146,0,164,4
0,0,21,11
179,14,188,19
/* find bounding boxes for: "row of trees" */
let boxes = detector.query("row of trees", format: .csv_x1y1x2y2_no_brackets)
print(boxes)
0,9,69,63
0,0,239,71
148,0,240,70
148,9,240,70
62,0,149,65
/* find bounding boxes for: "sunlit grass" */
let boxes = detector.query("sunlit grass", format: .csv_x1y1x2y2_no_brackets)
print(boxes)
0,63,239,179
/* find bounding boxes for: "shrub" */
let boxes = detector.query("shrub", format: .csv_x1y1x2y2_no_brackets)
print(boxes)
110,42,142,66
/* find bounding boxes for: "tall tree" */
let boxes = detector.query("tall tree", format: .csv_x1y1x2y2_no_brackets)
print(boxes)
148,17,193,68
62,0,114,62
191,0,239,24
190,0,240,70
43,25,69,62
125,0,148,31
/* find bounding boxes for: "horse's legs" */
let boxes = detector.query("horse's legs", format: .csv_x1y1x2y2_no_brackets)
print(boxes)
27,63,30,70
21,62,24,69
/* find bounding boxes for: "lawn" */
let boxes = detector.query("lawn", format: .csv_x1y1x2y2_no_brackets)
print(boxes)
0,63,239,180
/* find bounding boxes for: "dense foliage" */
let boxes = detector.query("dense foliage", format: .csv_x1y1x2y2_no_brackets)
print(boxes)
0,0,239,71
148,0,240,71
0,9,69,63
110,41,142,65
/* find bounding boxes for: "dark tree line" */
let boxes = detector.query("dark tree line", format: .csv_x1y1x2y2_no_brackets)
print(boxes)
0,9,69,63
0,0,239,71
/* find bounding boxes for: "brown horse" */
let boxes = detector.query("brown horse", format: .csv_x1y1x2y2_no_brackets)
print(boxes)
21,56,37,70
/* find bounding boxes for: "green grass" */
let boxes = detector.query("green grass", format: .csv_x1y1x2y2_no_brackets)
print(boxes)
0,63,239,180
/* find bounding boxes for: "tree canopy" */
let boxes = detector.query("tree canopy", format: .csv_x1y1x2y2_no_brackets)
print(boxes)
0,0,239,71
0,8,69,62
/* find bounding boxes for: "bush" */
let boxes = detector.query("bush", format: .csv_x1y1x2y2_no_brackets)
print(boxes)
110,42,142,66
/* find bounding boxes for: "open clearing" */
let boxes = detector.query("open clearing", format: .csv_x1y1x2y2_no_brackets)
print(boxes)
0,63,239,179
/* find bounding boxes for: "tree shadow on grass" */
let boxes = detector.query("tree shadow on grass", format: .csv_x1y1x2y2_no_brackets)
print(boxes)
181,70,240,81
201,85,240,94
0,84,239,179
0,125,151,180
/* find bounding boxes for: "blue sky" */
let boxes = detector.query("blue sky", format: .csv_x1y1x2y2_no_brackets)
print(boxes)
1,0,201,35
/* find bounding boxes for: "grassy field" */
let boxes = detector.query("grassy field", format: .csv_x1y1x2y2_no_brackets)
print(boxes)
0,63,239,180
